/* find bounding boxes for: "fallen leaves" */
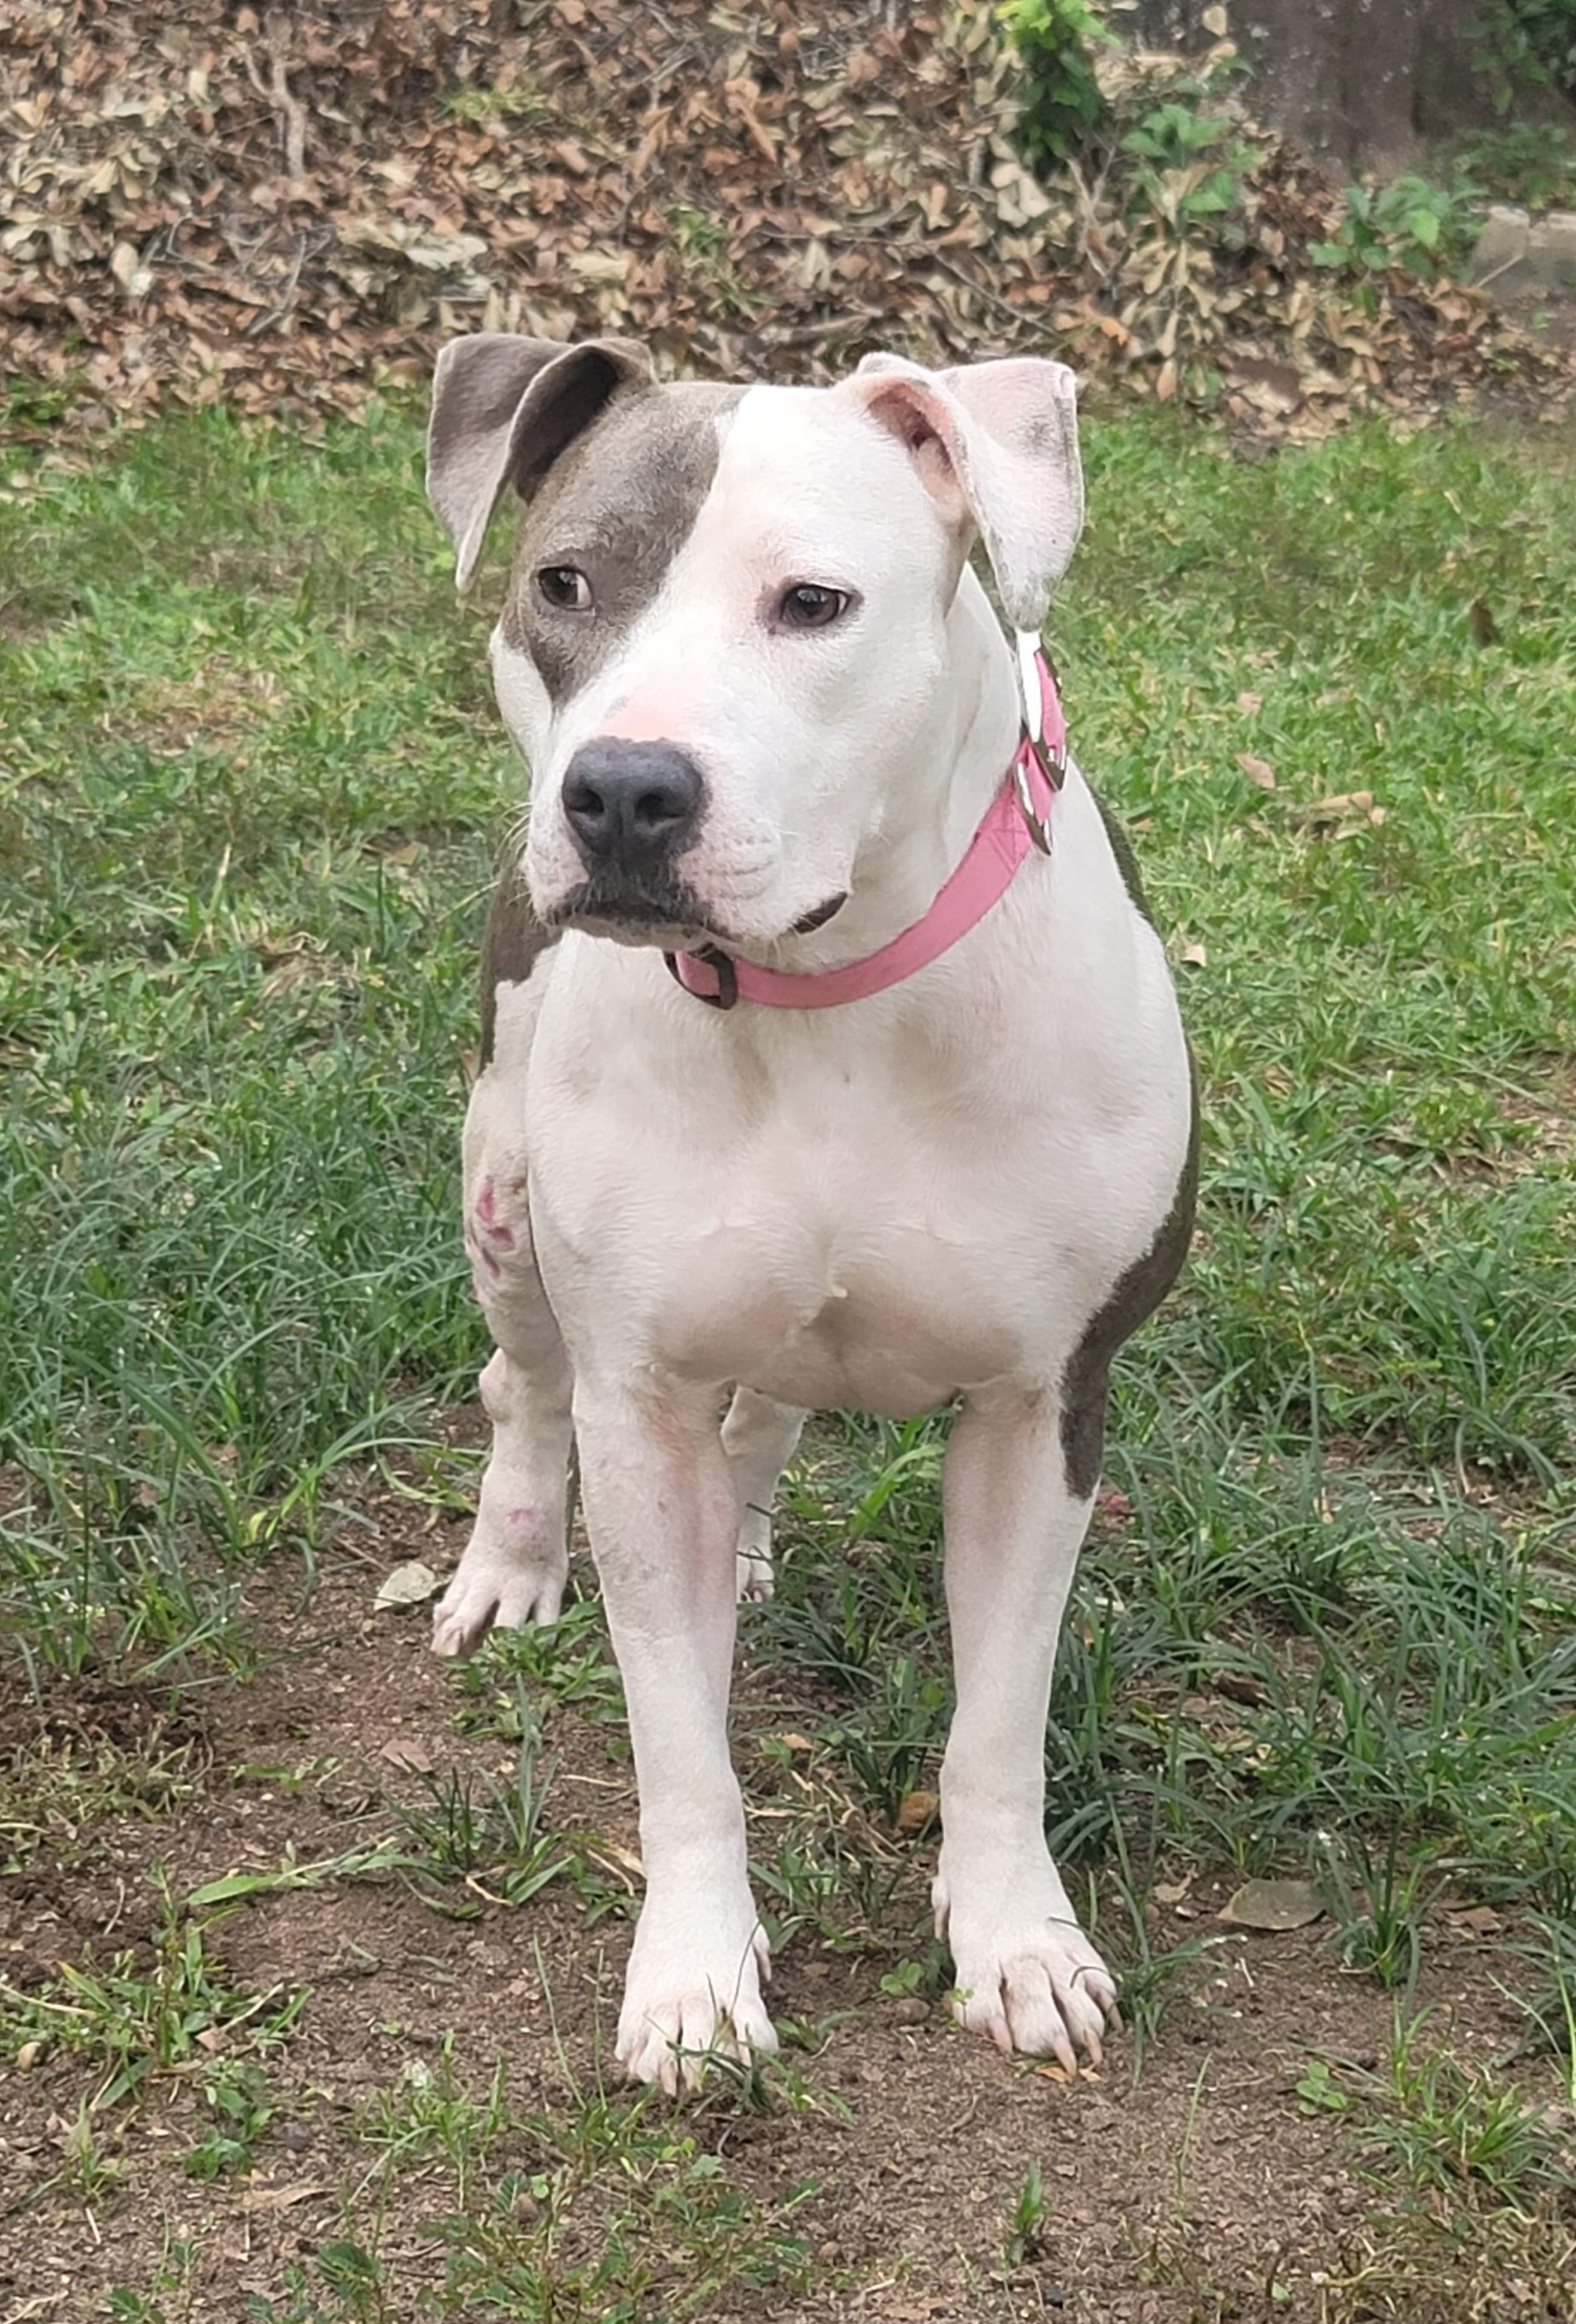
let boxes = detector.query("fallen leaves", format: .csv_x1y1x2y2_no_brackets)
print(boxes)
373,1559,438,1611
1445,1903,1504,1940
0,0,1568,444
1291,789,1389,836
239,2180,331,2215
1236,751,1277,790
1218,1877,1325,1932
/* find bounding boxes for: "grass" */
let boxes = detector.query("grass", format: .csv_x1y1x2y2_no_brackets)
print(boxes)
0,1886,305,2106
1,1697,207,1870
2,392,1574,2313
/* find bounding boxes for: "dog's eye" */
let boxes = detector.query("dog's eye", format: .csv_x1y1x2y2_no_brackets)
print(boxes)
537,566,593,612
777,583,848,631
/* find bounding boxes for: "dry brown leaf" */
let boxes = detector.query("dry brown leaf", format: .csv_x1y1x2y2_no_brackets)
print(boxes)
374,1559,439,1611
896,1789,940,1834
1297,789,1374,818
1446,1904,1503,1939
1218,1877,1325,1932
1236,751,1276,789
239,2182,332,2215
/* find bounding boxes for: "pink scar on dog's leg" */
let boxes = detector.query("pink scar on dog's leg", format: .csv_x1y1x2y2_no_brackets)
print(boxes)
474,1179,518,1249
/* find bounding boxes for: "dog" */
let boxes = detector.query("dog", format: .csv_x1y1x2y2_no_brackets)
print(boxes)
423,334,1197,2093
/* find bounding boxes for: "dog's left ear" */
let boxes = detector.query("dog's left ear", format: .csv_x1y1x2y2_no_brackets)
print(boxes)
846,353,1083,632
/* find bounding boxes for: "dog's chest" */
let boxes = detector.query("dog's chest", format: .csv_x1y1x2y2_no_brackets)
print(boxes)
535,1060,1108,1415
528,885,1189,1416
655,1149,1038,1413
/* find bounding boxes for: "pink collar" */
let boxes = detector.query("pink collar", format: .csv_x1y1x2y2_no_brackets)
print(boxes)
666,638,1067,1011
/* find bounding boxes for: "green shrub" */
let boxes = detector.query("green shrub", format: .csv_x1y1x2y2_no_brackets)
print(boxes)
1000,0,1113,164
1459,119,1576,207
1479,0,1576,100
1121,98,1257,227
1308,175,1485,279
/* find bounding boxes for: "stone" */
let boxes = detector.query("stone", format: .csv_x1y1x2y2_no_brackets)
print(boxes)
1473,204,1576,301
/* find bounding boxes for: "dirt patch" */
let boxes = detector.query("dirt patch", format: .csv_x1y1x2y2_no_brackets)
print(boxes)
0,1668,214,1888
3,1510,1570,2322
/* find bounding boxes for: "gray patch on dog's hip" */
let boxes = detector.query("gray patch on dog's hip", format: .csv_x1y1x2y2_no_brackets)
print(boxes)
1059,1053,1199,1501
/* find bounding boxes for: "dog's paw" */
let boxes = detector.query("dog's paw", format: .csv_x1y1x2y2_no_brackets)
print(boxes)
616,1907,777,2094
431,1537,567,1659
735,1543,773,1604
936,1868,1119,2073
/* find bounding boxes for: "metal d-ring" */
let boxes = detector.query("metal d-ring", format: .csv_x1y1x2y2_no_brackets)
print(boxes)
664,944,738,1009
1013,739,1058,853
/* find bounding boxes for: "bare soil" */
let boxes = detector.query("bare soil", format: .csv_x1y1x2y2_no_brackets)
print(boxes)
0,1473,1565,2323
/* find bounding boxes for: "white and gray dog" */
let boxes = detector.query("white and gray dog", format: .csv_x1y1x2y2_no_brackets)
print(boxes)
423,335,1195,2092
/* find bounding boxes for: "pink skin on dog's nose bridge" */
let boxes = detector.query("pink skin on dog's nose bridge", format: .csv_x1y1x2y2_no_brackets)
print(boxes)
602,681,701,742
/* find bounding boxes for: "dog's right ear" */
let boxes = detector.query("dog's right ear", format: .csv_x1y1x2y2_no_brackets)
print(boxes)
427,333,656,593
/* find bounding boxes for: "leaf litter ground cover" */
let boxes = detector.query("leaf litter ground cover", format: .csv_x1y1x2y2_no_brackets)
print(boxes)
2,0,1574,455
1,401,1575,2316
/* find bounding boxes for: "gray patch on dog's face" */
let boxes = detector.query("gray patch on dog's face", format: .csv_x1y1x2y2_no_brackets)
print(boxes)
499,381,743,702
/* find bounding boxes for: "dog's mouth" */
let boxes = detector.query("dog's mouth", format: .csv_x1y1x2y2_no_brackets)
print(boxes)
544,878,849,952
789,893,847,936
543,870,711,945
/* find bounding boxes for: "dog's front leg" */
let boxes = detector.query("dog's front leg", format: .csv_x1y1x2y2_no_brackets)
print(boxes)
935,1387,1119,2071
576,1379,776,2093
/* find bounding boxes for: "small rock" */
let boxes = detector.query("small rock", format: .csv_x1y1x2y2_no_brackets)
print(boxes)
891,1996,927,2025
1471,202,1576,300
281,2121,312,2155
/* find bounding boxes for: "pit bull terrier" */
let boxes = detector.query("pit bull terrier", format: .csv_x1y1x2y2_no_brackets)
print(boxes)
423,335,1196,2093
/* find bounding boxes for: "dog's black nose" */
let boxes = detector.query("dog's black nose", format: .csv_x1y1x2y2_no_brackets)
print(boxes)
561,740,705,866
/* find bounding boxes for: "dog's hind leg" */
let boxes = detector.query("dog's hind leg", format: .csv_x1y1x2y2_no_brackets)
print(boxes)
721,1388,804,1604
433,897,573,1659
931,1386,1118,2069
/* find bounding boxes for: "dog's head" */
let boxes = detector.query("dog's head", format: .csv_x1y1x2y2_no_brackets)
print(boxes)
427,337,1084,949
